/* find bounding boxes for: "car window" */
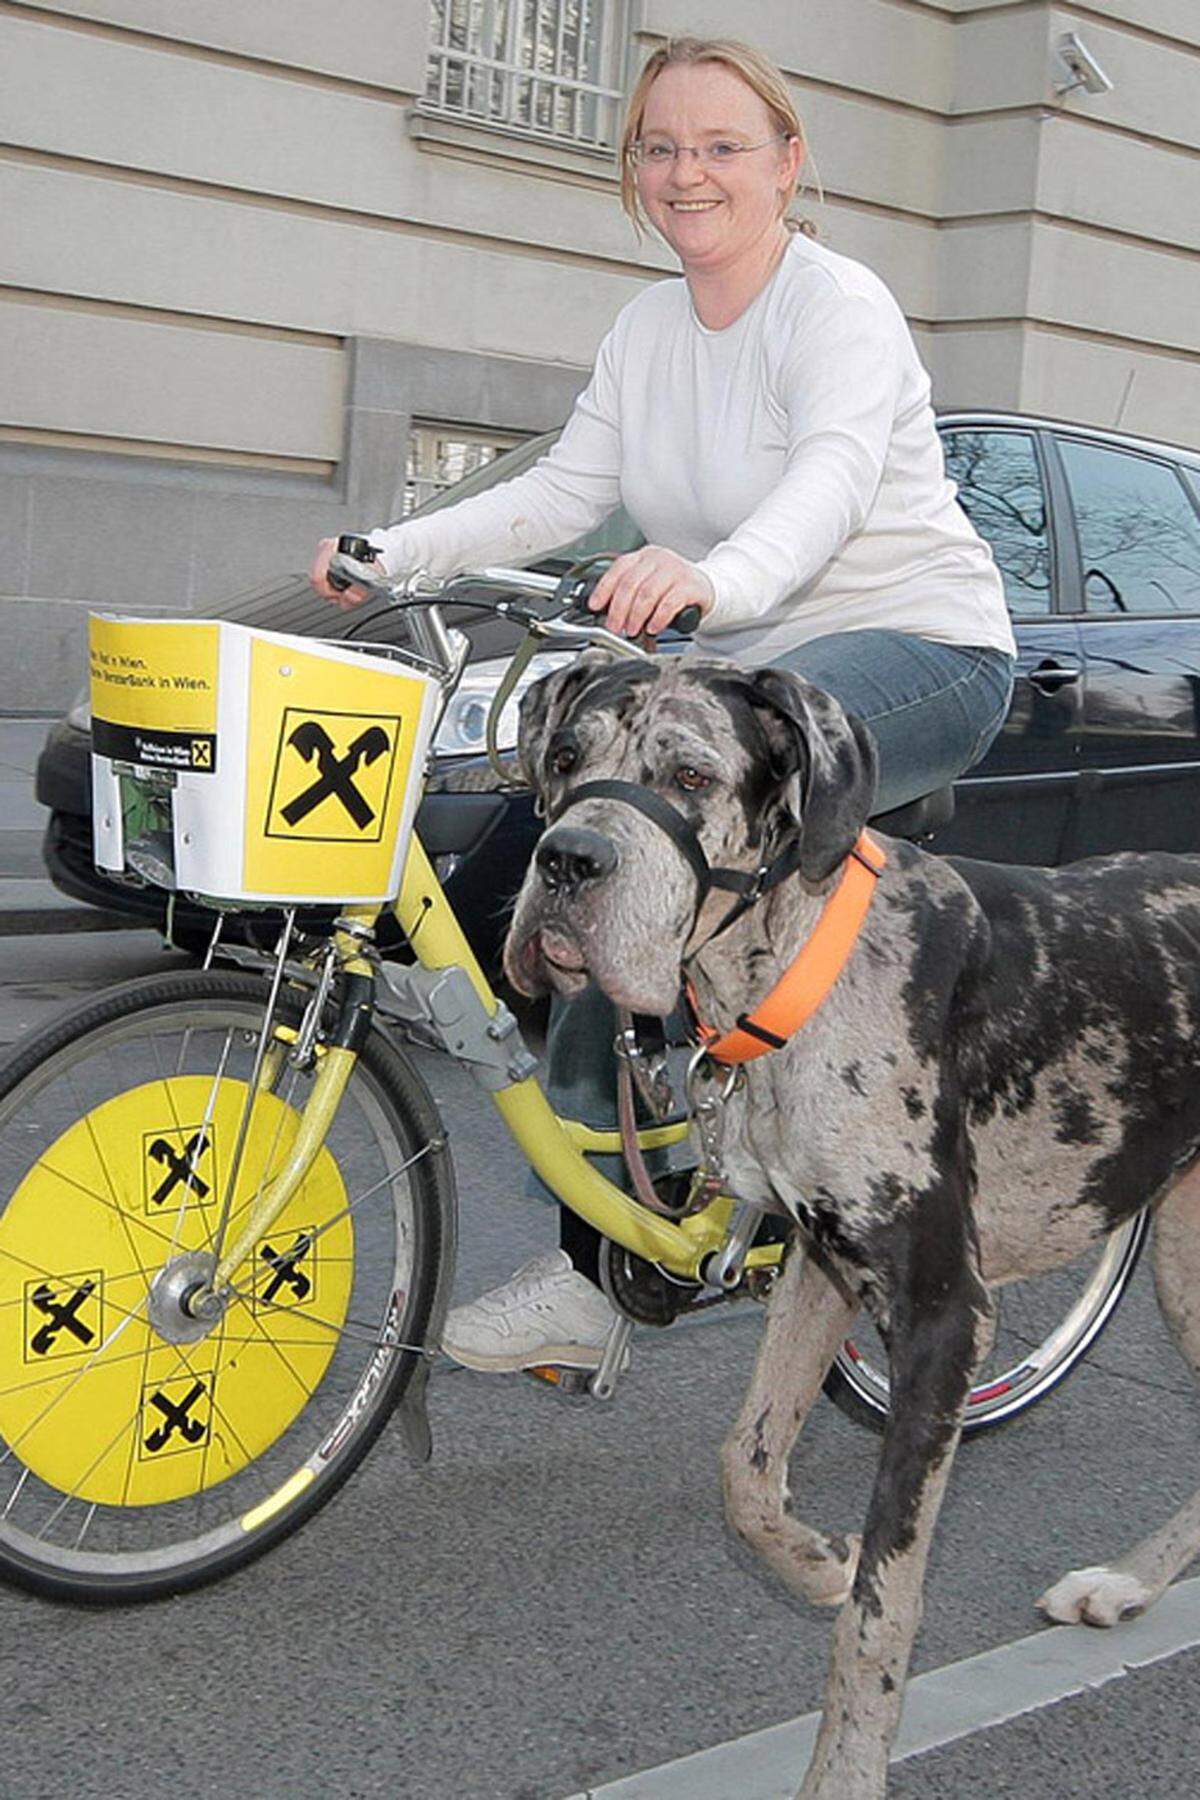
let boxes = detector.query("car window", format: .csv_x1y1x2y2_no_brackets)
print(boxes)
1057,439,1200,616
940,429,1052,614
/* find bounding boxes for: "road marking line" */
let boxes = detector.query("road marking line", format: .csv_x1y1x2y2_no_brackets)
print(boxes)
563,1573,1200,1799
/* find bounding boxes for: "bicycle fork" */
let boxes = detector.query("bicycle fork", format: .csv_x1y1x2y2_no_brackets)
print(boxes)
186,914,377,1322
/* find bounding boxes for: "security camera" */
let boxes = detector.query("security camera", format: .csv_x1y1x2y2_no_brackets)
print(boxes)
1054,32,1114,97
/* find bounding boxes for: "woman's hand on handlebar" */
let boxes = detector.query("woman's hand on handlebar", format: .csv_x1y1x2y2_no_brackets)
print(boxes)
586,546,714,639
310,536,373,609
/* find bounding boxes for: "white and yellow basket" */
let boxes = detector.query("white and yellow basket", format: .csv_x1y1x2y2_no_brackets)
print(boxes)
89,614,441,906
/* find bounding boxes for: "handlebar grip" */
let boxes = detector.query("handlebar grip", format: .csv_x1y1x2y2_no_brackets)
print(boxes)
328,533,380,592
561,570,703,638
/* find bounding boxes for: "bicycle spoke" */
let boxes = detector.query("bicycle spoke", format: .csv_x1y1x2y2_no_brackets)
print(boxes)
0,1297,148,1468
258,1143,435,1260
3,1466,29,1519
0,971,441,1594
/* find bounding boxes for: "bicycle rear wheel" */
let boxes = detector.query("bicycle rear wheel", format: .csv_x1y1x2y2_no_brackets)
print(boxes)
822,1211,1148,1437
0,968,452,1602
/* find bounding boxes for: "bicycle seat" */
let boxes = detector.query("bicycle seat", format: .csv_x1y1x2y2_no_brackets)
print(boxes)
868,784,955,841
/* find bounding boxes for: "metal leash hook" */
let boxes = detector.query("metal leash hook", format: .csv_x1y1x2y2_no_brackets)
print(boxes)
680,1047,767,1291
683,1043,741,1206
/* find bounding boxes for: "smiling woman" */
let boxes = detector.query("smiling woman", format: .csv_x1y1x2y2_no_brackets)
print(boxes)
619,39,808,334
308,34,1016,1375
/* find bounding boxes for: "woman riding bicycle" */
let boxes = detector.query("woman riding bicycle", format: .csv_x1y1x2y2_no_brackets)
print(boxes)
311,36,1016,1376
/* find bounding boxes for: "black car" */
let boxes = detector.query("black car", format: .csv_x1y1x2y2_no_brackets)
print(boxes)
35,411,1200,975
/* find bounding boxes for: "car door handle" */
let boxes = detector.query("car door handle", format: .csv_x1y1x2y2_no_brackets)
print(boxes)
1027,663,1081,694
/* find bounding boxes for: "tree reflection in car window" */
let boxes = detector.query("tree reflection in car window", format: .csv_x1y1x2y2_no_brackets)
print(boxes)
1058,440,1200,616
941,430,1051,614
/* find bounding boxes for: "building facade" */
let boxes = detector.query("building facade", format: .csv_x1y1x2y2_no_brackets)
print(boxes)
2,0,1198,706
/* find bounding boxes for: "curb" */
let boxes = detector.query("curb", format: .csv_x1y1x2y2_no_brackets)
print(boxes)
0,904,138,937
0,879,141,938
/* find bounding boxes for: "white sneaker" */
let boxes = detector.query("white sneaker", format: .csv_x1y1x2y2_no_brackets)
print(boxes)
441,1250,625,1373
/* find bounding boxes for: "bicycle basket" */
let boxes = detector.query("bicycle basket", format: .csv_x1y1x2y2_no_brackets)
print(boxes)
89,614,441,905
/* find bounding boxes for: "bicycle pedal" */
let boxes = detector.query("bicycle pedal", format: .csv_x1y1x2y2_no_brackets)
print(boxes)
523,1363,595,1398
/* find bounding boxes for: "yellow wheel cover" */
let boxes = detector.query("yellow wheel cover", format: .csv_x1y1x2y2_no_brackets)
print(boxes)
0,1076,353,1507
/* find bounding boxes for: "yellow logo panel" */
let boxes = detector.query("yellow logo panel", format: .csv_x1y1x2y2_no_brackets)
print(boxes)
90,616,219,734
264,709,400,844
243,636,431,898
24,1270,104,1364
142,1122,218,1214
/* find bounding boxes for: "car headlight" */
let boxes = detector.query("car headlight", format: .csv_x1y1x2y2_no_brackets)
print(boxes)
433,652,571,757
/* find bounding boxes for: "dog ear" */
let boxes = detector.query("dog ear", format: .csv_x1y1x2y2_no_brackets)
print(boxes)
747,669,879,882
515,650,611,797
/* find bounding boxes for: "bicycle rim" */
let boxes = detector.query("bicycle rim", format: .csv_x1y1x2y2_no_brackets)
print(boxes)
828,1211,1148,1436
0,970,449,1600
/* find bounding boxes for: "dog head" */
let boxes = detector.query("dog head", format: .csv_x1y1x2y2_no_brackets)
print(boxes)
503,656,878,1014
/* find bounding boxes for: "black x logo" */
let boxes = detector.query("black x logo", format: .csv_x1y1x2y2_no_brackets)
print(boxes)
280,721,390,831
144,1380,208,1454
147,1132,210,1206
259,1233,313,1305
29,1280,97,1356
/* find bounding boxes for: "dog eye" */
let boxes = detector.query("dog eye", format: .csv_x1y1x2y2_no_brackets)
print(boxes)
550,744,579,775
675,766,712,792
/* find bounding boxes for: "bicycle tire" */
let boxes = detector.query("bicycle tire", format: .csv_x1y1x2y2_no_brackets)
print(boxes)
822,1210,1148,1438
0,968,453,1603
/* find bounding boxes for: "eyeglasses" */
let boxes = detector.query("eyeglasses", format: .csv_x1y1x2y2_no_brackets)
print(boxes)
626,134,790,170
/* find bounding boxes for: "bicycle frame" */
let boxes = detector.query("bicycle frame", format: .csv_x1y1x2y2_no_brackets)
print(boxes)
393,836,774,1284
208,830,773,1298
196,557,779,1300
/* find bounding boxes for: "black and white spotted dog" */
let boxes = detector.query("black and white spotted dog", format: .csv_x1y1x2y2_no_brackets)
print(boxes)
503,653,1200,1800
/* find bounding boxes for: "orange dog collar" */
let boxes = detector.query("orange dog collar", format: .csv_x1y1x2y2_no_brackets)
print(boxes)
689,831,887,1066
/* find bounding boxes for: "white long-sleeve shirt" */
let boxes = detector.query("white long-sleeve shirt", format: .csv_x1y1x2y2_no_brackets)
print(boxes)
370,233,1015,662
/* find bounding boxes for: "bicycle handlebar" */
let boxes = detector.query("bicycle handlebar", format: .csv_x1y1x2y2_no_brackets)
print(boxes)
327,538,703,664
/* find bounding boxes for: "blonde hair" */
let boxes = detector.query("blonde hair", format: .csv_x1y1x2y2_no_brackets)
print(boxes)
619,37,818,236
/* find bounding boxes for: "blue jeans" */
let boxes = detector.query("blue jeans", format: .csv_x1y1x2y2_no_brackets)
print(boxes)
545,631,1015,1276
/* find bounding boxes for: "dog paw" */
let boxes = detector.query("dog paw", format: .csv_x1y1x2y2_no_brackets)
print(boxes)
796,1529,860,1608
1037,1565,1153,1627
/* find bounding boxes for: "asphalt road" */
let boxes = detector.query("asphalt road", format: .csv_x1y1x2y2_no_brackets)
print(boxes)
1,928,1199,1800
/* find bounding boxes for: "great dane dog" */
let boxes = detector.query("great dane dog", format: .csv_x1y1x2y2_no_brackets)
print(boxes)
502,653,1200,1799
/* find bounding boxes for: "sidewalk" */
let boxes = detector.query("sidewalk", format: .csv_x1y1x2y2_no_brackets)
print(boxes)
0,716,130,933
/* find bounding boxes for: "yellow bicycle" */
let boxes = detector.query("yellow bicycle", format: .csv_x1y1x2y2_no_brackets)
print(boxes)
0,548,1145,1601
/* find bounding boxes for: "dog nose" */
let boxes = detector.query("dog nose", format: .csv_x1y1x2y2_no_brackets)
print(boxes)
536,825,618,897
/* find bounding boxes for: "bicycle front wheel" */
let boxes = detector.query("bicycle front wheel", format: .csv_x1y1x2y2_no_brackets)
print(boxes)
0,968,452,1602
823,1211,1148,1437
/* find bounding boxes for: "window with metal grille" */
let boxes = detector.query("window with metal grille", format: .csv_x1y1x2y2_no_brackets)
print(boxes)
424,0,628,149
404,422,529,516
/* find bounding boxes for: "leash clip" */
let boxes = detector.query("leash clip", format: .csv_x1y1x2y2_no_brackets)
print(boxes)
746,861,770,902
684,1045,741,1201
613,1019,673,1121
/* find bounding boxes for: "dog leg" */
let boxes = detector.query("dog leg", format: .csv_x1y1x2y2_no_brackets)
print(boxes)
796,1285,991,1800
1041,1174,1200,1628
721,1243,861,1607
